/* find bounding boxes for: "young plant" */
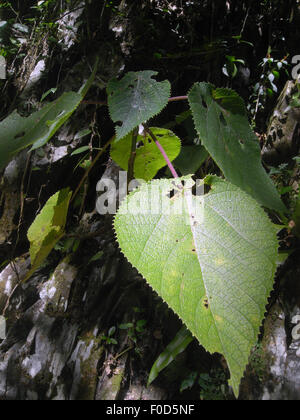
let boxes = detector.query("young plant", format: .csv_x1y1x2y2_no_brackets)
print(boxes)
108,70,284,398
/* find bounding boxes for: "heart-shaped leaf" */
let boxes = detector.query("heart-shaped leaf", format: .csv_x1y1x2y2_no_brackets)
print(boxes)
114,175,278,397
107,71,171,141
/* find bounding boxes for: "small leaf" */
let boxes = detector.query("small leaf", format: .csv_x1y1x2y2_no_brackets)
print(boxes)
71,146,90,156
108,326,116,337
107,71,171,141
119,323,134,330
25,188,72,281
148,327,194,386
88,251,104,264
110,127,181,181
41,88,57,102
74,128,91,140
180,372,198,392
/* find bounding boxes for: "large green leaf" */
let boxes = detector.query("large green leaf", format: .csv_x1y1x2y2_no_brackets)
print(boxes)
110,127,181,181
188,83,286,213
114,175,278,397
0,59,98,171
25,188,72,282
0,92,82,171
107,71,171,141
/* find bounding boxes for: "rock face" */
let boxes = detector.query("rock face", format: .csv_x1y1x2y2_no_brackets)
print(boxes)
239,254,300,400
0,208,169,400
262,80,300,165
261,261,300,400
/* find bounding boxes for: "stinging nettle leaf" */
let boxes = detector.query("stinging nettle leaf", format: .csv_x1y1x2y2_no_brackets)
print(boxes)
107,71,171,141
188,82,286,213
110,127,181,181
114,175,279,397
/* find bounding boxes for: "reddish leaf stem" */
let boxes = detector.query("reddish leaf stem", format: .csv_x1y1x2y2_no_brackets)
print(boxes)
143,125,179,179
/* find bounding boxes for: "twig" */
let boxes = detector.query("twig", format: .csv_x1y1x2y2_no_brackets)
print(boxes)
113,345,134,361
168,96,188,103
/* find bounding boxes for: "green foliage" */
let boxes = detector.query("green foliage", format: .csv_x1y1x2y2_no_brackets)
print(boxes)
249,55,289,120
110,128,181,181
114,175,278,397
148,326,194,386
188,82,286,213
101,326,118,345
180,371,198,393
107,71,171,141
223,56,245,79
25,188,72,282
198,370,228,400
0,92,81,170
173,145,208,176
0,59,97,171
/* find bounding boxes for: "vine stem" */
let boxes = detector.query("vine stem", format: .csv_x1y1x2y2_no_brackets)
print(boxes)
142,125,179,179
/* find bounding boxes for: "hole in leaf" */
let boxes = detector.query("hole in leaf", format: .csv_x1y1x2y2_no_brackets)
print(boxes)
203,297,209,310
167,189,175,199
